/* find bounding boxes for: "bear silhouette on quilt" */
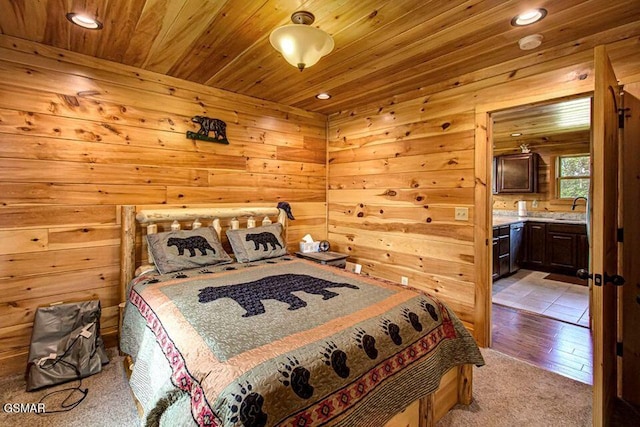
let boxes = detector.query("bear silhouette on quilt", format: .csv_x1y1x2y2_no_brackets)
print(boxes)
198,274,359,317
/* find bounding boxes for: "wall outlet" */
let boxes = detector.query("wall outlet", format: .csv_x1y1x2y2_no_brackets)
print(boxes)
346,262,362,274
401,276,409,286
532,199,539,208
455,207,469,221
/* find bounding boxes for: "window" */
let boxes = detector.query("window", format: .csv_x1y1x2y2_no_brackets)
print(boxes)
557,155,590,199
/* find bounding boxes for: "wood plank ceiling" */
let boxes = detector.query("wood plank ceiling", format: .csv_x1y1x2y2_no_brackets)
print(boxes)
1,0,639,115
492,96,592,150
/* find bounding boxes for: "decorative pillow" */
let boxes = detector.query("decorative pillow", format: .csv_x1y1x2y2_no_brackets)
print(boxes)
226,223,287,262
147,227,232,274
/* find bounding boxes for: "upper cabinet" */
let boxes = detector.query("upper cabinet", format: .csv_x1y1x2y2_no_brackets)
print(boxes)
494,153,539,193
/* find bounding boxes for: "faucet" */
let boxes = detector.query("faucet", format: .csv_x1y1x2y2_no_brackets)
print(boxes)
571,196,588,210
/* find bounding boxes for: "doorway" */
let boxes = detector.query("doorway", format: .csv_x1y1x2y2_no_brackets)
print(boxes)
474,49,640,423
488,96,593,384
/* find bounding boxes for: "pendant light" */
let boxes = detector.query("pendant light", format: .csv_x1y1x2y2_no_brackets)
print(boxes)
269,11,334,71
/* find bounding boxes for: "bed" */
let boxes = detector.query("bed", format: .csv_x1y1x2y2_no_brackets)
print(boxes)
118,205,484,427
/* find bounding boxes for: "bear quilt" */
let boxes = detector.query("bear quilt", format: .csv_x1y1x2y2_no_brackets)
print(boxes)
121,256,484,427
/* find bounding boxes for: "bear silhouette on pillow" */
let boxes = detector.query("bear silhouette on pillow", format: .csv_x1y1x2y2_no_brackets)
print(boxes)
245,232,283,251
167,236,216,257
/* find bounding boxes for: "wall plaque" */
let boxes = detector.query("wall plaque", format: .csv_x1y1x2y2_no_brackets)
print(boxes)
186,116,229,144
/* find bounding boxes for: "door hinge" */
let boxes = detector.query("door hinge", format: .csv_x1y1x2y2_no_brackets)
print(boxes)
616,342,623,357
617,228,624,242
618,108,626,129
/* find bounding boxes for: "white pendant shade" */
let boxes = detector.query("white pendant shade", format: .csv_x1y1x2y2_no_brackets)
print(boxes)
270,24,334,71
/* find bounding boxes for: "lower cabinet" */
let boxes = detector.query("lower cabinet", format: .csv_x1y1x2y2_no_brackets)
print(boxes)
547,232,577,269
522,221,588,275
494,220,588,280
577,234,589,272
546,223,589,273
526,222,547,267
492,223,524,280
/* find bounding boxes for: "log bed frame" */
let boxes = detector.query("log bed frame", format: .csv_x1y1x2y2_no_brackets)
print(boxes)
118,205,473,427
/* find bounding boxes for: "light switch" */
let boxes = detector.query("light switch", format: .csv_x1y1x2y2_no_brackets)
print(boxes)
455,207,469,221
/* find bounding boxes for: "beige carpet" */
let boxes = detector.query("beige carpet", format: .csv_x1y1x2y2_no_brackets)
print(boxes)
438,349,591,426
0,348,591,426
0,348,139,427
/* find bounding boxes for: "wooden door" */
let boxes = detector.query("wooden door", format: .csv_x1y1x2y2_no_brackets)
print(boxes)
621,88,640,406
591,45,621,427
547,232,577,269
526,222,546,266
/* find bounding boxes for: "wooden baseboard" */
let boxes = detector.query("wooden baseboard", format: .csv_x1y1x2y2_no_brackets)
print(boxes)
0,351,28,378
103,330,118,349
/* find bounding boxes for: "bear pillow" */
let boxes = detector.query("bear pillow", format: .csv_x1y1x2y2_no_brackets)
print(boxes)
226,223,287,262
147,227,232,274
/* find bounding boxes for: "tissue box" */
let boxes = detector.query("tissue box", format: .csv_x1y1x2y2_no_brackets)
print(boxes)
299,241,320,253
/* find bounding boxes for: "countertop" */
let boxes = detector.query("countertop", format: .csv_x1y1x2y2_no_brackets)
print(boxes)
492,216,587,227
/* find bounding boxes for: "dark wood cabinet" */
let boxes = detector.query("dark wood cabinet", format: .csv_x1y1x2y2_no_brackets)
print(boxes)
492,225,511,280
494,220,587,280
577,233,589,271
493,222,528,280
520,221,588,275
546,223,589,274
526,222,547,267
547,233,577,269
494,153,539,193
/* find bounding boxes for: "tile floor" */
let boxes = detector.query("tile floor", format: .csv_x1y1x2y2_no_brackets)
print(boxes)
492,269,590,327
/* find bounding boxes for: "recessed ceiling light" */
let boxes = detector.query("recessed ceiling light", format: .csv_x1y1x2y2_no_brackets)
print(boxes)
511,133,523,137
66,13,103,30
316,93,331,100
511,8,547,26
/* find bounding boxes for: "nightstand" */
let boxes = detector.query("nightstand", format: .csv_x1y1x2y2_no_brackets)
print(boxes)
295,251,348,268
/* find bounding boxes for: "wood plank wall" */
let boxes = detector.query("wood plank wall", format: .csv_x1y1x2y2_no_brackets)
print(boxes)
0,36,327,374
493,130,591,213
327,106,477,328
0,34,638,371
327,36,640,341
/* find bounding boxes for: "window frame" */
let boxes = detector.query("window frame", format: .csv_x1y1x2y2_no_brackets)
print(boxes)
553,153,591,200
